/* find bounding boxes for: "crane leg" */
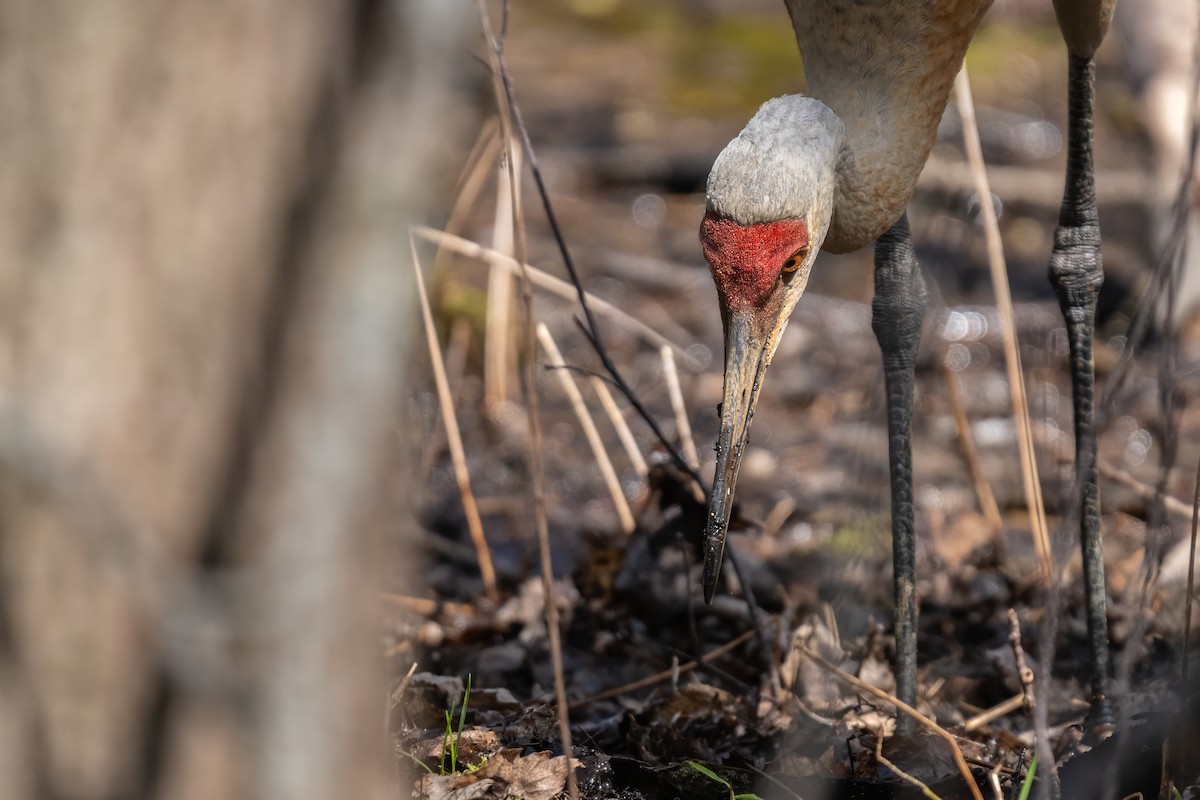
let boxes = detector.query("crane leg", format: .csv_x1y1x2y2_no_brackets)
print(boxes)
871,212,928,728
1049,53,1111,730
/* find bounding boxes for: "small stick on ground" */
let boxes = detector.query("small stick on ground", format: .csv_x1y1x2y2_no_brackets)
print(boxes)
538,324,636,533
955,67,1051,582
875,733,943,800
661,345,703,502
569,629,755,709
795,643,984,800
1008,609,1037,715
943,361,1003,538
389,661,421,708
987,764,1004,800
590,376,648,479
410,236,499,603
964,693,1025,732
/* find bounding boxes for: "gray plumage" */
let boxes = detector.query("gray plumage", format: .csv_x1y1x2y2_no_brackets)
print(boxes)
706,96,844,233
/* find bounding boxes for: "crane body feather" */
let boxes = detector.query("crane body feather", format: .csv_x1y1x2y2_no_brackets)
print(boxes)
787,0,993,252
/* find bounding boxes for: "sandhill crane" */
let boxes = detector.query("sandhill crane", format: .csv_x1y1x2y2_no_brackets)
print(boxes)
700,0,1115,728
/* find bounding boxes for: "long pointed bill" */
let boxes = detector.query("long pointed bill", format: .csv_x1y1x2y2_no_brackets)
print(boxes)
703,308,779,602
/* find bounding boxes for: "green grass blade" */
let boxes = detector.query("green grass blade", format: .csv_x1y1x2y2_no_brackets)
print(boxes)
688,761,735,799
441,710,452,774
1017,755,1038,800
453,675,471,773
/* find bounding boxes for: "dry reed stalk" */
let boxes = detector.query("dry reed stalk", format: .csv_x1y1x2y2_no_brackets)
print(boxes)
485,138,520,411
954,68,1052,581
874,734,943,800
410,236,499,602
590,376,648,479
943,362,1004,537
538,324,636,534
963,694,1025,731
661,345,703,502
446,319,472,389
412,226,700,368
389,662,421,707
441,119,502,244
428,120,502,280
987,767,1004,800
795,643,985,800
417,126,498,483
479,5,577,795
1098,459,1195,521
378,594,438,615
761,497,797,540
416,319,471,486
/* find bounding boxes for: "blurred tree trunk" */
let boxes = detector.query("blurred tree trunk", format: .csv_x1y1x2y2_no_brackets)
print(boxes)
0,2,465,798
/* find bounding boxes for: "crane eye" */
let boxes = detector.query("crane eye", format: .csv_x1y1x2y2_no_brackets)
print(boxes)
781,247,807,277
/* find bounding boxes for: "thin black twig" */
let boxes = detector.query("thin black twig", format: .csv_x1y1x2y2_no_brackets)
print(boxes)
477,4,577,799
485,0,775,673
490,26,703,491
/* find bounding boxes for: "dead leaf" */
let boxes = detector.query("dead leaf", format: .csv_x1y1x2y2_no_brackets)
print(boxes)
414,749,578,800
471,749,578,800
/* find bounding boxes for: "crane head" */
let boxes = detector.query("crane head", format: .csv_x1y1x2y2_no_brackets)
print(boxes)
699,95,841,602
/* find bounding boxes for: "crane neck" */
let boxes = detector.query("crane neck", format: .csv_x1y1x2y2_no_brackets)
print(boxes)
787,0,993,254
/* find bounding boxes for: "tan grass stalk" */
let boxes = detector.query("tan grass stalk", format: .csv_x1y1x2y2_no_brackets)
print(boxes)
416,314,473,485
590,376,648,479
874,734,943,800
1098,459,1195,521
963,694,1025,731
389,662,421,708
378,594,438,615
410,236,499,602
761,497,797,541
484,138,520,411
478,5,576,795
943,362,1003,537
538,324,636,534
412,226,699,368
988,766,1004,800
796,643,985,800
661,345,704,502
954,68,1052,581
441,118,502,244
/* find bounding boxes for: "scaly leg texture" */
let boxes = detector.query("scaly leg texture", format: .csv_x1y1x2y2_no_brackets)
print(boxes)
1048,53,1111,728
872,212,928,724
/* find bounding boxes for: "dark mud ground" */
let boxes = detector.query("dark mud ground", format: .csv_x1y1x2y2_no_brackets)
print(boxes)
399,2,1200,798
